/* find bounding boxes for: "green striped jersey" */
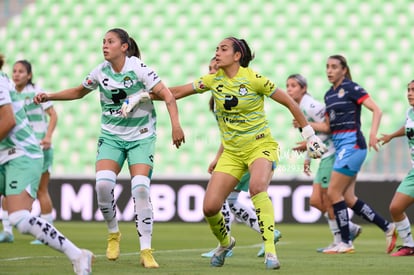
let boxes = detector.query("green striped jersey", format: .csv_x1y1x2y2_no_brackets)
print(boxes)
0,72,42,164
13,84,52,141
405,108,414,167
82,56,160,141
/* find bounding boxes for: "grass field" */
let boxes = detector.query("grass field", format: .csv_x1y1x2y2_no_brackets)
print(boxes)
0,222,413,274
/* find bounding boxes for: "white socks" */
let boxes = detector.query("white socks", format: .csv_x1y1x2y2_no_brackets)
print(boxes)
9,210,81,261
395,216,414,247
96,170,119,233
131,175,153,250
227,191,261,232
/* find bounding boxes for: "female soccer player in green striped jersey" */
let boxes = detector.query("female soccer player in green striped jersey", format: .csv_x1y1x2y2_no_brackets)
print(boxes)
34,28,185,269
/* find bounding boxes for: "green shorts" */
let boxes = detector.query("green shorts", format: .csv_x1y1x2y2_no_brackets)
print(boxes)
314,154,335,189
397,168,414,198
214,139,278,181
235,172,250,192
96,132,156,169
42,147,54,173
0,155,42,198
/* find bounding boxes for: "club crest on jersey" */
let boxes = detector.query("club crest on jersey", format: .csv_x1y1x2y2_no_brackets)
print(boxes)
123,76,133,88
239,84,248,96
337,88,345,98
24,96,32,105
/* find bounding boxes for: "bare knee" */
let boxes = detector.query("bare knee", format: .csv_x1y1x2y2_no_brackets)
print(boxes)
389,202,405,221
309,196,323,211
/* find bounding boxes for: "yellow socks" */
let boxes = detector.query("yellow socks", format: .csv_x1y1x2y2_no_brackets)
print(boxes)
205,211,230,247
252,192,276,255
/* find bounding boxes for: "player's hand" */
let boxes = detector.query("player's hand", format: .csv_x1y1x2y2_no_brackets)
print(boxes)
121,91,151,117
33,93,49,104
172,125,185,149
292,141,307,152
304,159,311,176
301,125,327,159
40,136,52,150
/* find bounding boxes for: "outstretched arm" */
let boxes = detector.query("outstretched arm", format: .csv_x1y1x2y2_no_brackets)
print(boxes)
152,81,185,148
33,85,91,103
379,126,405,145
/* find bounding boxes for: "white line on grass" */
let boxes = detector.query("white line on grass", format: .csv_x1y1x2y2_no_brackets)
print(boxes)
1,243,289,262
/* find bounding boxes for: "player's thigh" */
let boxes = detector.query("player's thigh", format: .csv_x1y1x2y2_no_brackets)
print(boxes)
315,154,335,189
42,147,53,173
126,135,155,168
4,156,42,212
96,136,125,172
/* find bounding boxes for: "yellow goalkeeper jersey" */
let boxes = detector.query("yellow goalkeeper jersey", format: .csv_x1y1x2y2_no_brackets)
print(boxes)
193,66,277,152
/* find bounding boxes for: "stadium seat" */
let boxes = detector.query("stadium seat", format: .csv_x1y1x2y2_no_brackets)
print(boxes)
1,0,413,177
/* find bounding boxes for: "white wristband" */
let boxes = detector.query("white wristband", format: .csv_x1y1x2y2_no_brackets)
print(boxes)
301,125,315,140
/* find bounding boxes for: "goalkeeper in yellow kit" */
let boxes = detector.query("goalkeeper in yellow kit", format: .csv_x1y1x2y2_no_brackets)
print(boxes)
133,37,326,269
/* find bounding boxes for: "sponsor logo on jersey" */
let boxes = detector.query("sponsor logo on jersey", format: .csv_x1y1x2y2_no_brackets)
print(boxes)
256,133,265,140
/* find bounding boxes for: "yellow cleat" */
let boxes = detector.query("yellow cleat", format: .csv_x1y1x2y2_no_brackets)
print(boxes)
140,249,159,268
106,232,121,261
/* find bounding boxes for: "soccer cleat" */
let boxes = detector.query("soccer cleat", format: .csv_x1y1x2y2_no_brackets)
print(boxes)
106,232,121,260
257,229,282,257
30,239,44,245
0,231,14,243
322,242,355,254
385,223,397,253
350,224,362,241
264,253,280,270
391,246,414,256
210,236,236,267
140,248,159,268
72,249,94,275
201,246,233,258
316,243,337,253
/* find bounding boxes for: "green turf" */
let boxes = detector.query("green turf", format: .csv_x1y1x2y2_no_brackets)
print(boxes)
0,222,412,274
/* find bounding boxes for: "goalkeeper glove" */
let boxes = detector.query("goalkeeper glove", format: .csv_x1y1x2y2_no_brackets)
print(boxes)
121,91,151,117
300,125,328,159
